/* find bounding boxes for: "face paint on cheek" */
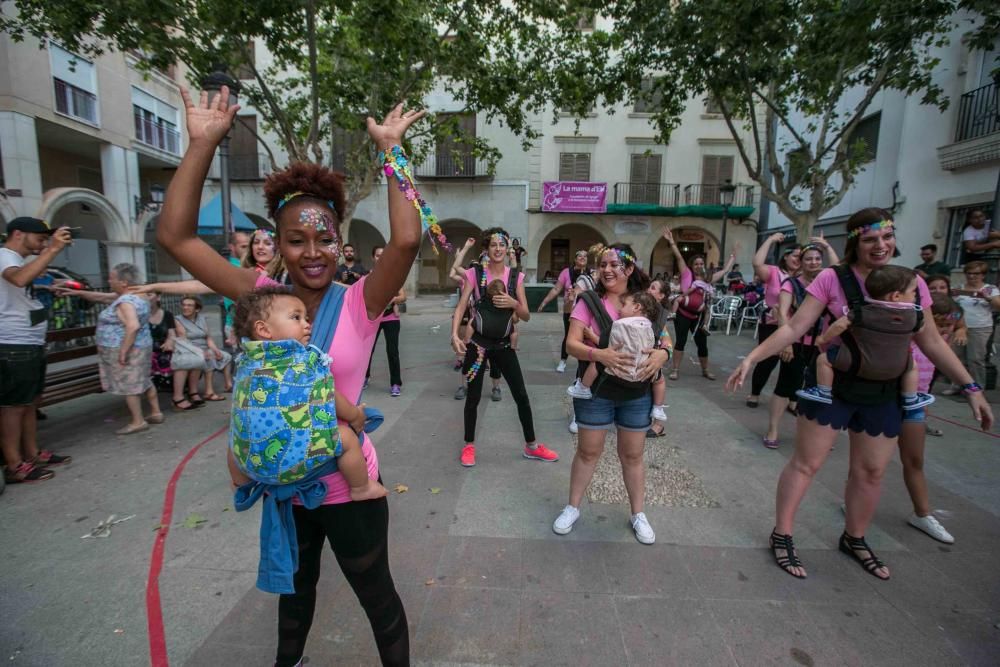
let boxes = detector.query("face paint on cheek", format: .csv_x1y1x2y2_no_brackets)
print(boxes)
299,208,333,232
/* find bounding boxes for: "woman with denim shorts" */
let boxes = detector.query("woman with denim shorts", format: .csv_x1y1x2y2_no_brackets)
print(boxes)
552,243,671,544
729,208,993,581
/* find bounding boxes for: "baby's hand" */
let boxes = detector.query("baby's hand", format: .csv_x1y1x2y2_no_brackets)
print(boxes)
350,403,367,433
829,315,851,336
583,327,600,344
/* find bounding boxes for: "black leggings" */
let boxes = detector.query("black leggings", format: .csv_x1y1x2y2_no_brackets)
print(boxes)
560,313,571,361
773,343,816,399
673,312,708,358
366,320,402,386
750,323,781,396
463,344,535,443
276,498,408,667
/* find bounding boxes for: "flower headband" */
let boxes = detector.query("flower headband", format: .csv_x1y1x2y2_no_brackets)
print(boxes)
252,229,275,240
611,247,636,265
489,232,510,246
847,220,894,240
275,191,337,214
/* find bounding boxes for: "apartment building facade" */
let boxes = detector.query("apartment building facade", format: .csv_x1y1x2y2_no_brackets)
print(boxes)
764,12,999,274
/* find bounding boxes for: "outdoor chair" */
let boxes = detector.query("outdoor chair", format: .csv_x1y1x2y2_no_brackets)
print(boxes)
708,295,743,335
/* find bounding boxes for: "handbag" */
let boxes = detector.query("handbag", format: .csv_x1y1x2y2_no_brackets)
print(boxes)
170,337,207,370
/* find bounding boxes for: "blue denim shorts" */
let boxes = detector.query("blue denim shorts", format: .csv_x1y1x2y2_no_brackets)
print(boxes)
798,395,903,438
573,393,652,432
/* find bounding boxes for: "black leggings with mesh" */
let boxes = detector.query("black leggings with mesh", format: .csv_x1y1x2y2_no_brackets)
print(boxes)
463,344,535,443
275,498,408,667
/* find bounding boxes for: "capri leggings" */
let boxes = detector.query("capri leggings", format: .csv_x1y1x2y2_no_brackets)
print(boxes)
463,344,535,443
673,311,708,358
750,323,781,396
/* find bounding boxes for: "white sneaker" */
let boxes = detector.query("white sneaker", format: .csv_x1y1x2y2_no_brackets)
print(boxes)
553,505,580,535
568,419,578,434
650,405,668,421
630,512,655,544
567,379,592,399
908,513,955,544
556,360,567,373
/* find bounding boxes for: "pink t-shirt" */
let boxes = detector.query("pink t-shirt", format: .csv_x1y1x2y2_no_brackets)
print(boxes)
570,295,620,348
556,268,575,299
761,265,787,325
679,267,694,292
464,265,526,298
255,274,381,505
805,266,932,346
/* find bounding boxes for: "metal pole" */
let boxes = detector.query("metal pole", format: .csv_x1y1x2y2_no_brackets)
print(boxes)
719,205,729,262
220,134,232,252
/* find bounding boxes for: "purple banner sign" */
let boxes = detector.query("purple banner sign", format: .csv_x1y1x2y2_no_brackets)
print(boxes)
542,181,608,213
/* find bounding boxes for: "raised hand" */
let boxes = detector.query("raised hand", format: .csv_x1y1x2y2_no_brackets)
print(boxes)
662,227,675,244
180,86,240,147
769,232,785,243
366,103,427,151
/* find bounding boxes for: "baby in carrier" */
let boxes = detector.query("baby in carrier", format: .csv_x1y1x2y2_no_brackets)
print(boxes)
672,279,715,330
796,265,934,411
568,291,669,420
227,286,387,501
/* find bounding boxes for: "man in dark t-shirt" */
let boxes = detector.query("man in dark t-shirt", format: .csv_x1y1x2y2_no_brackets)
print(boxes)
914,243,951,278
334,243,369,284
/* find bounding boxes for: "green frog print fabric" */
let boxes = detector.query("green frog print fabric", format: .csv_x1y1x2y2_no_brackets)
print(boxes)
231,339,342,485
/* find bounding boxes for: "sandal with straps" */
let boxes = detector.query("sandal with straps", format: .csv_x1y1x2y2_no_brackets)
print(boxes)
769,529,806,579
838,532,890,580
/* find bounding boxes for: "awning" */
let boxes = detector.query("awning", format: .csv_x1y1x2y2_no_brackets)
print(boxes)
605,203,756,219
197,193,258,234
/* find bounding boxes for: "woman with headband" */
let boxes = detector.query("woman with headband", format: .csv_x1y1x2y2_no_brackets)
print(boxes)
156,87,424,665
450,227,558,467
761,241,831,448
553,243,670,543
537,248,590,373
728,208,993,581
661,228,738,381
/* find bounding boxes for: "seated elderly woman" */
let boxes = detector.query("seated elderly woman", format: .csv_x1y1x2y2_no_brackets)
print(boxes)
60,263,165,434
176,295,232,402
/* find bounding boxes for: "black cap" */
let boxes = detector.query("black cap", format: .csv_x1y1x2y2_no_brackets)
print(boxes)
6,217,54,234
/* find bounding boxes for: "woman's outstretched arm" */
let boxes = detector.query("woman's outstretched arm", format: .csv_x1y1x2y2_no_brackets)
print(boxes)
156,87,258,300
362,105,428,320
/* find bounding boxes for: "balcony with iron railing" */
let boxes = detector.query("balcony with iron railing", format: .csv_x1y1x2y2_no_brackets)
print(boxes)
939,79,1000,170
211,153,273,181
53,78,98,125
413,153,491,179
607,182,756,217
134,113,180,155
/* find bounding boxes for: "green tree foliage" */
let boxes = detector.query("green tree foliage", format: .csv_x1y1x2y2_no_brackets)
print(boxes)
545,0,1000,237
0,0,565,224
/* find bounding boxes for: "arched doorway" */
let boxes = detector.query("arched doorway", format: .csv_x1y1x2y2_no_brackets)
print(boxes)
347,219,387,263
419,218,482,291
648,226,720,279
37,188,129,285
536,223,607,283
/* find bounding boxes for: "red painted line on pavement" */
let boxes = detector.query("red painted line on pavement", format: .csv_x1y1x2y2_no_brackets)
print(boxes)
928,413,1000,439
146,425,228,667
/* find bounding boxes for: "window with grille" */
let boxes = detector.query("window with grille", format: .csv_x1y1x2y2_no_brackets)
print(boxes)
435,113,477,176
132,88,180,155
629,153,662,204
558,152,591,181
700,155,734,204
848,112,880,162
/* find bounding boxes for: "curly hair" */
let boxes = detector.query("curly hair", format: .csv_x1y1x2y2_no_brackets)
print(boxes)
627,290,663,325
262,162,347,226
232,285,296,340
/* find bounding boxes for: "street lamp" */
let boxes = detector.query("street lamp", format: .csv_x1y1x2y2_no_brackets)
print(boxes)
718,179,736,260
200,70,241,252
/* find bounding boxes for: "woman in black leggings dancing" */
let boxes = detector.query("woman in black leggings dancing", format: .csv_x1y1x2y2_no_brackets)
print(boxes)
661,228,737,381
537,249,589,372
450,227,558,467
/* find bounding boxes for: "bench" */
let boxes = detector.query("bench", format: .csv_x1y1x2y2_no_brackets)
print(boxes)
42,325,103,407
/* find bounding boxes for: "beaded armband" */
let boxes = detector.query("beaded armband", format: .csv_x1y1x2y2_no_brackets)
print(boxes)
378,145,451,254
961,382,983,395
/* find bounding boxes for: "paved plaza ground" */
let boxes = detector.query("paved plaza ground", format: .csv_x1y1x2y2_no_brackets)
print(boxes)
2,296,1000,666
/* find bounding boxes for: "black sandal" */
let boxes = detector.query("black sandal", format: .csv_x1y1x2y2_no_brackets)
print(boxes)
188,393,206,407
838,532,889,580
172,398,197,411
769,529,806,579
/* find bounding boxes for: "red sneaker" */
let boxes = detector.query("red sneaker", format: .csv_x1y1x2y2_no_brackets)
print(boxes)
523,443,558,462
460,444,476,467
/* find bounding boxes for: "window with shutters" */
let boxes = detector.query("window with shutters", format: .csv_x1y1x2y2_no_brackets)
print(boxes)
628,153,662,204
558,152,591,181
230,115,261,180
705,94,723,115
50,44,98,125
435,113,477,176
700,155,734,204
848,112,880,162
330,126,367,173
634,77,664,114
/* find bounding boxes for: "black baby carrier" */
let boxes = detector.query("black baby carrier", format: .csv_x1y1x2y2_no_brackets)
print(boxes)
576,290,651,398
829,265,923,406
470,265,520,347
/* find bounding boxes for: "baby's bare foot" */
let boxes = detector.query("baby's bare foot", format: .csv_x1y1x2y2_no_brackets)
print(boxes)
350,479,388,501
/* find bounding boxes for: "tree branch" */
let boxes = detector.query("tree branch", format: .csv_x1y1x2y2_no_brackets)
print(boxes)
234,116,279,171
817,61,892,167
754,85,810,150
304,0,323,162
246,58,304,161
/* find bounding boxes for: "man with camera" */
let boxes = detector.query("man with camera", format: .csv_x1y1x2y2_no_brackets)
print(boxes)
1,217,74,484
